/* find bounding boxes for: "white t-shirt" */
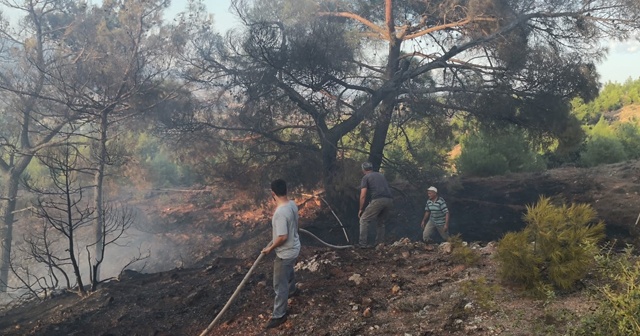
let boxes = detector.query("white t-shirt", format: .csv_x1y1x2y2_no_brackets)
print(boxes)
272,200,301,259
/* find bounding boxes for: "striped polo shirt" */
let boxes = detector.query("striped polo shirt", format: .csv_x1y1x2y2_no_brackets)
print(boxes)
425,197,448,226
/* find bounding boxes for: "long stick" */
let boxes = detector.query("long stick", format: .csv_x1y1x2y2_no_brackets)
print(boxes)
635,211,640,227
199,245,269,336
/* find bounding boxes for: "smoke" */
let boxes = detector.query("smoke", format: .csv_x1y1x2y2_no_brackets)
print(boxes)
4,200,206,301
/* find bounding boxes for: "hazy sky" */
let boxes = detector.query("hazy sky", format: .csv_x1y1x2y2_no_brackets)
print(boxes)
187,0,640,85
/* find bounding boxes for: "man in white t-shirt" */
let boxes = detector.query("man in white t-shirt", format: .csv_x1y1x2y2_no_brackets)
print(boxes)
261,179,301,329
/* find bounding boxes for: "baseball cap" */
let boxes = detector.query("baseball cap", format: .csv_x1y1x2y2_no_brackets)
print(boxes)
427,186,438,193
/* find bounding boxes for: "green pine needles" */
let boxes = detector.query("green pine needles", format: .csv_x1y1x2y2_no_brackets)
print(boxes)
572,246,640,336
496,197,605,293
449,234,481,266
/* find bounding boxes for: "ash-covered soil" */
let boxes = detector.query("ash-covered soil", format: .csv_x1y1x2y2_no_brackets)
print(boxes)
0,240,597,336
3,160,640,336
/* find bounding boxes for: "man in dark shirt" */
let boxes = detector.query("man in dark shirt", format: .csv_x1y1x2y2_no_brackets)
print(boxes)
358,162,393,248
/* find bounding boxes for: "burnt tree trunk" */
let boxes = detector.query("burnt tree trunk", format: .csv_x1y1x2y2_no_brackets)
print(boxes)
368,0,401,171
92,109,108,288
0,173,21,292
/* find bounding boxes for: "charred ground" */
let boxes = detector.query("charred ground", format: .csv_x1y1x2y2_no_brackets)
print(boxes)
1,160,639,336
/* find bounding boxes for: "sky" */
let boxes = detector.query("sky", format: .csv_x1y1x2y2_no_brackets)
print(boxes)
186,0,640,85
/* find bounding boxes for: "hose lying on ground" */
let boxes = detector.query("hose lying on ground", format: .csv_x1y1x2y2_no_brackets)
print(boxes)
198,230,353,335
299,228,353,249
300,193,351,244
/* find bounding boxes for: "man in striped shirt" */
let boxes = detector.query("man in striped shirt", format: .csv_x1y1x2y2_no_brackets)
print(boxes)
421,186,450,243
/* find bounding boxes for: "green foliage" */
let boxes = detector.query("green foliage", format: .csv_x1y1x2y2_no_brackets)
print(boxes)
449,234,480,266
456,144,509,177
381,119,452,183
456,126,546,177
579,118,640,167
571,79,640,124
24,137,92,189
580,136,628,167
496,197,605,294
460,276,500,311
496,231,542,288
571,97,600,124
589,116,617,138
122,131,197,188
22,158,51,188
145,151,192,188
572,247,640,336
559,78,640,167
615,122,640,160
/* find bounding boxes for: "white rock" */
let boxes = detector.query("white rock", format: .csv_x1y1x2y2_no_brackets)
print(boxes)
465,325,479,332
349,273,363,285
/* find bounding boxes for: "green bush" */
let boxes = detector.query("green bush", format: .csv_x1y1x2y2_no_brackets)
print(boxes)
615,122,640,160
144,152,191,187
460,276,501,311
578,116,640,167
449,234,480,266
580,136,628,167
455,145,510,177
119,131,199,188
456,126,546,177
572,247,640,336
496,197,605,295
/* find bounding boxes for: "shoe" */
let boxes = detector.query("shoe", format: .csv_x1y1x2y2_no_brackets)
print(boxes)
357,244,374,249
265,315,287,329
289,288,299,297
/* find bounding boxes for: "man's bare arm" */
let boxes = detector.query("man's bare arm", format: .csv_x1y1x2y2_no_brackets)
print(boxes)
262,234,288,254
421,211,430,228
358,188,367,218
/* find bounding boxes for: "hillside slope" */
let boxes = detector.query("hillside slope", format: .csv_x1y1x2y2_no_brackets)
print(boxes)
2,160,640,335
0,240,598,336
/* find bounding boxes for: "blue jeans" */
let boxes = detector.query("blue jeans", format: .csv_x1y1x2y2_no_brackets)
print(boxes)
273,256,296,319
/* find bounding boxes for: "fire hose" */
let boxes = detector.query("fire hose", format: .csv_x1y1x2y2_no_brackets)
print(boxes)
198,228,353,336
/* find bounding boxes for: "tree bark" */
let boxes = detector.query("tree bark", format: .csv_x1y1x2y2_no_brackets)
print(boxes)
58,155,85,295
321,133,340,199
0,174,21,292
0,2,48,292
368,0,401,171
92,110,108,287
